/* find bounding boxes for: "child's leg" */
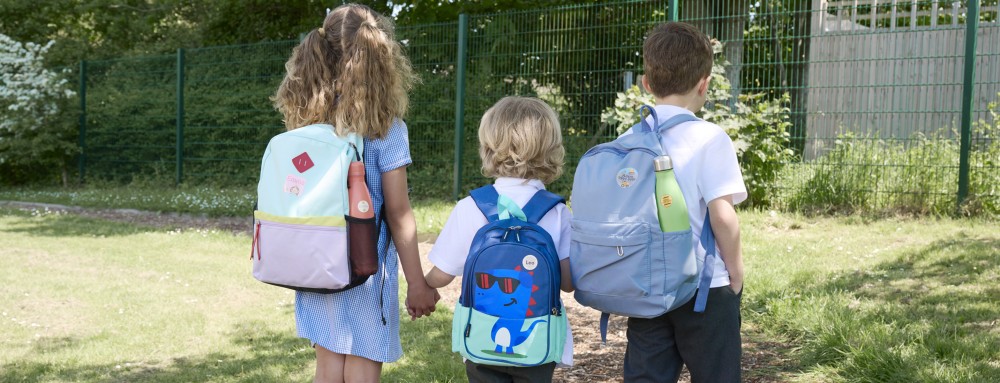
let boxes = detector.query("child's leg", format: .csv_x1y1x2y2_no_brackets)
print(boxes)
624,314,684,382
343,355,382,383
314,345,346,383
314,345,383,383
670,286,743,383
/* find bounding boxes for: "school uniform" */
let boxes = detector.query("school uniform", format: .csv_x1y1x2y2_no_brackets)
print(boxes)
295,119,411,363
428,177,574,382
620,104,748,383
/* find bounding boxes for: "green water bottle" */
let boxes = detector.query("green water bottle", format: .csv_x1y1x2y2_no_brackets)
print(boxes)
654,155,690,232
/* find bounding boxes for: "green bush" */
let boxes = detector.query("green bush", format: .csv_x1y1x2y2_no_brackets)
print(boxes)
966,94,1000,216
782,94,1000,218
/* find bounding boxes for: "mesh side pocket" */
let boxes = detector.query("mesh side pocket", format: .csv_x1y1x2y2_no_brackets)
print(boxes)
346,215,379,276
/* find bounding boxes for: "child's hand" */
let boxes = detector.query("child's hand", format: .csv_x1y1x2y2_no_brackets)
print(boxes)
405,282,439,320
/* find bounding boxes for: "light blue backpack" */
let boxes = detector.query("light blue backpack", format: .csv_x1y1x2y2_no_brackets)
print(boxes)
569,107,720,342
250,123,367,293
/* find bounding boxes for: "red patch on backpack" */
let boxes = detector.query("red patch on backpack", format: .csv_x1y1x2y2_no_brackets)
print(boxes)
292,152,314,173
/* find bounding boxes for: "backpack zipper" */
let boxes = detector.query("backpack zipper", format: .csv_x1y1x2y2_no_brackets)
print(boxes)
584,144,659,159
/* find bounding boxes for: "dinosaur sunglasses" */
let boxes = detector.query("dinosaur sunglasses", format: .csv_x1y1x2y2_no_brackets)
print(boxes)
474,272,521,293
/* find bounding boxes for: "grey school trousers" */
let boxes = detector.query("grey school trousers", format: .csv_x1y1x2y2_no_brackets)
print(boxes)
623,286,743,383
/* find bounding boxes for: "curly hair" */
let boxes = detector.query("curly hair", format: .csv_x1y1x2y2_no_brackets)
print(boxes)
478,97,565,184
271,3,417,138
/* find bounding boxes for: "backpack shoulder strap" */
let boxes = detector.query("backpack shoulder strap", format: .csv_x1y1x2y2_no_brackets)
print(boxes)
636,105,659,133
522,190,565,224
653,113,701,155
655,113,700,133
693,211,719,313
469,185,500,222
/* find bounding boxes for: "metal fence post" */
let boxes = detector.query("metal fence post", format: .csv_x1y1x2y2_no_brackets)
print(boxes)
78,60,87,184
669,0,678,21
957,1,979,211
176,48,185,186
453,14,469,200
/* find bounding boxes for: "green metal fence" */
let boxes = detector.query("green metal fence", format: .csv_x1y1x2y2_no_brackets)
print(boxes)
76,0,1000,214
82,54,178,183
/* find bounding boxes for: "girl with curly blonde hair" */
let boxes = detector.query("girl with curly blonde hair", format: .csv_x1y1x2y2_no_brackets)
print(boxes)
272,4,439,382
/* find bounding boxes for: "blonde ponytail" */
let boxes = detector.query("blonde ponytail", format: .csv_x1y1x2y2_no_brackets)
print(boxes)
272,28,338,131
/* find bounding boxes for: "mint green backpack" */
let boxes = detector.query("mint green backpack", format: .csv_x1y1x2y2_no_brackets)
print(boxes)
250,123,367,293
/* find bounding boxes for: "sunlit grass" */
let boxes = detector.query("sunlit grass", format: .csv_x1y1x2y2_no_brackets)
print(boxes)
0,206,466,383
1,197,998,382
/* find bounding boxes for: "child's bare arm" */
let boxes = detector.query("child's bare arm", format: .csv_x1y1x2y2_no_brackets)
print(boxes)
707,195,744,294
383,166,439,319
425,266,456,288
559,259,574,292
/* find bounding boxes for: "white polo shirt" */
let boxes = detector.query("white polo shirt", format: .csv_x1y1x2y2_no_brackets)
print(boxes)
428,177,574,366
623,104,748,288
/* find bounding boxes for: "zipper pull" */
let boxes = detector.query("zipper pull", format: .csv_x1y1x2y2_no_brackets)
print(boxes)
250,221,259,260
506,226,521,242
254,222,262,260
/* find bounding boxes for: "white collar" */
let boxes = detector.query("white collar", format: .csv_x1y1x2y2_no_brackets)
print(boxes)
493,177,545,190
652,104,696,118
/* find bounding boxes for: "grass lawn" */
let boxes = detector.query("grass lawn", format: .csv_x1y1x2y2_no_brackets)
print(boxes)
0,208,462,382
1,202,997,382
740,213,999,382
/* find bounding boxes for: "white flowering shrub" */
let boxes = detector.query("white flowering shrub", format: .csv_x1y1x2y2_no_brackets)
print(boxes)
0,33,77,184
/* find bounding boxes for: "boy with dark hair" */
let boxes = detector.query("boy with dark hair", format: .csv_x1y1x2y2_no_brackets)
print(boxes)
622,21,747,383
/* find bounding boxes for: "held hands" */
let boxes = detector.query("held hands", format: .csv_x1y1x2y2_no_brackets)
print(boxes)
404,281,440,320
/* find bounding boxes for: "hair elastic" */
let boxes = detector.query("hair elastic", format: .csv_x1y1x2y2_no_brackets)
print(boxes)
317,27,325,37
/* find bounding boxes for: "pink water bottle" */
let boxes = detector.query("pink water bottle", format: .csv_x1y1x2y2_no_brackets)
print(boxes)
348,162,374,219
347,160,378,277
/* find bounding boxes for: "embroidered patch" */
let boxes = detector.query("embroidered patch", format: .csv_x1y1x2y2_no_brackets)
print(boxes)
616,168,638,188
521,255,538,271
291,152,314,173
284,175,306,196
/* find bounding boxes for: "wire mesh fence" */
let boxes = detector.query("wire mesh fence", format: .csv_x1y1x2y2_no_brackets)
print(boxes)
75,0,1000,214
83,55,178,183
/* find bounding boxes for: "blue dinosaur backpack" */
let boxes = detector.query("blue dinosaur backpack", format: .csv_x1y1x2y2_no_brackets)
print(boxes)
569,106,720,342
451,185,568,367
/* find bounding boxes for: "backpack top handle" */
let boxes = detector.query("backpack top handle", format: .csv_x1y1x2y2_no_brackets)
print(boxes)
470,185,564,224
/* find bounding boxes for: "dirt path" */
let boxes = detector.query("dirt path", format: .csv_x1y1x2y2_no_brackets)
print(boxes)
1,201,790,382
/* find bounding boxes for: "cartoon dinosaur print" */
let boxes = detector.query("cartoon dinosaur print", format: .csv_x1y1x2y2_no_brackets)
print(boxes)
472,267,544,355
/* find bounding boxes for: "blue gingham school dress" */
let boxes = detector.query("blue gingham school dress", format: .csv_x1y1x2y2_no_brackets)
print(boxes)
295,119,411,363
